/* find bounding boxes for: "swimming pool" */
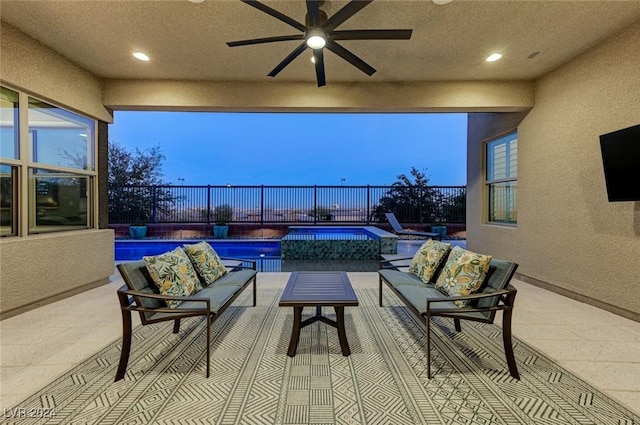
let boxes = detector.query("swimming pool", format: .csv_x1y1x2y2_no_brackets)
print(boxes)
115,239,280,261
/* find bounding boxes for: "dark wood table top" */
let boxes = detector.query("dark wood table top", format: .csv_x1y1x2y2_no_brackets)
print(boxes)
279,271,359,307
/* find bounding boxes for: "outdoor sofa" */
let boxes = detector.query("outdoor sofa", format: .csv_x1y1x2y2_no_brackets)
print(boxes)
115,241,257,381
379,240,519,379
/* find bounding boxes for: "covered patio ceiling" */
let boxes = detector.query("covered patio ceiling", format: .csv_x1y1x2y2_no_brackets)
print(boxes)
2,0,640,86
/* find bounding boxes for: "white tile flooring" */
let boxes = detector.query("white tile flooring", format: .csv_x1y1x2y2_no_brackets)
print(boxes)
1,268,639,416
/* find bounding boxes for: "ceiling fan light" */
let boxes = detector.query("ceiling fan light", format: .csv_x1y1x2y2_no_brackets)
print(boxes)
306,29,326,49
306,35,326,49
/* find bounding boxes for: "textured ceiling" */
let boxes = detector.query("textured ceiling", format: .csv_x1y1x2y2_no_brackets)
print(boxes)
1,0,639,85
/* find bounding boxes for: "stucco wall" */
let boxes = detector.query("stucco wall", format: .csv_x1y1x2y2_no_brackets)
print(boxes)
0,24,115,318
0,23,112,122
467,21,640,319
0,230,115,318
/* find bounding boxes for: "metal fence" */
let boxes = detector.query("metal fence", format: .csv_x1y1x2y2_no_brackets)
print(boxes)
108,185,466,225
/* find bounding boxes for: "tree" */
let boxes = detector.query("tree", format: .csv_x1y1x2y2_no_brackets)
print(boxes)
108,141,176,224
375,167,429,222
371,167,466,224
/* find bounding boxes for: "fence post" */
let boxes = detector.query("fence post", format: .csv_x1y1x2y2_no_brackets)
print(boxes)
206,185,211,224
313,185,318,224
260,185,265,225
418,185,424,224
151,186,158,223
366,185,371,224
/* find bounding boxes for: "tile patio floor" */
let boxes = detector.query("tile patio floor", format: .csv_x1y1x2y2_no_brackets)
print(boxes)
1,257,638,415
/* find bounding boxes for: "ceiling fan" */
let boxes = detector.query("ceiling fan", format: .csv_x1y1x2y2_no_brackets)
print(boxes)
226,0,413,87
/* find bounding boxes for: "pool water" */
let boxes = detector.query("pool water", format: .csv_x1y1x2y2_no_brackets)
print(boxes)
115,240,280,260
114,239,463,273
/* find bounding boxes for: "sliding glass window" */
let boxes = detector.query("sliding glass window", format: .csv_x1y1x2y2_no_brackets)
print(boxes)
28,97,95,233
486,131,517,225
0,84,97,236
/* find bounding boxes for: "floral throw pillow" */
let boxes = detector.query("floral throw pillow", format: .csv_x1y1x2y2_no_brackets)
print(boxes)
183,241,228,286
409,239,451,283
143,247,201,308
435,246,492,307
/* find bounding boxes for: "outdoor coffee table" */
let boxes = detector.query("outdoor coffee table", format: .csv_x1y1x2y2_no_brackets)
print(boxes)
279,271,359,357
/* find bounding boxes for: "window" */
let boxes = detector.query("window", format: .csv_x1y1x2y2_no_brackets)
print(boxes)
486,131,517,224
29,98,94,170
0,84,97,236
1,87,19,236
1,87,19,159
30,169,92,232
0,165,17,236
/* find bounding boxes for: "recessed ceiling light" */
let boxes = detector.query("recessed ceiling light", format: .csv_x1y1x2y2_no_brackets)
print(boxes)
433,0,454,5
486,53,503,62
133,51,150,61
188,0,205,3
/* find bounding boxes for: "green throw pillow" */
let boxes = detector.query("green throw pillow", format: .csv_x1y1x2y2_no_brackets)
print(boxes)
183,241,228,286
143,247,201,308
409,239,451,283
434,246,492,307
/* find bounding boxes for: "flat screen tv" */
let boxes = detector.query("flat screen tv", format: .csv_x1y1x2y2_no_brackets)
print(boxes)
599,124,640,202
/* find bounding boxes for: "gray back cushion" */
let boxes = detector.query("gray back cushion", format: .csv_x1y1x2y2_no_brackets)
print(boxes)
474,259,517,310
118,260,162,309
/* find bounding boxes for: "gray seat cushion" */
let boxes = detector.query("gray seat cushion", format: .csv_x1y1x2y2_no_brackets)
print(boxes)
379,269,424,288
394,284,489,321
209,269,257,287
394,284,452,313
150,284,243,321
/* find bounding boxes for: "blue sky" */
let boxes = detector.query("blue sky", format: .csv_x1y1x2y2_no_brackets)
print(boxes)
109,111,468,186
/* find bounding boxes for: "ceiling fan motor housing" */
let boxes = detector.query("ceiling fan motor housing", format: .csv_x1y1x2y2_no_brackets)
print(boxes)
305,9,328,27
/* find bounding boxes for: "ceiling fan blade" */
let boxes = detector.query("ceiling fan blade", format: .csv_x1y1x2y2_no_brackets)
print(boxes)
227,34,304,47
322,0,373,32
331,29,413,41
326,40,376,76
306,0,321,27
313,49,326,87
268,42,307,77
240,0,306,32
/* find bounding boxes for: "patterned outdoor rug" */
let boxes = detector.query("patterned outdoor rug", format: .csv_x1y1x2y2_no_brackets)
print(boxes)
3,288,638,425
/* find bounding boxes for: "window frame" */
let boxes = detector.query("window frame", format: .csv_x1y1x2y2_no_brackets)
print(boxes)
0,84,98,237
485,130,518,226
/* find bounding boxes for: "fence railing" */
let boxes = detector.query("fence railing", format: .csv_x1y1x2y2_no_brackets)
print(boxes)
108,185,466,225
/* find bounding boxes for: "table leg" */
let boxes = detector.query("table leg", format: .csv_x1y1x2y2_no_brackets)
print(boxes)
335,306,351,356
287,306,303,357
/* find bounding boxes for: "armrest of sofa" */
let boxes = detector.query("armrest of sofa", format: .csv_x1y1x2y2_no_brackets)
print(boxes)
425,285,517,315
117,284,211,315
379,256,413,269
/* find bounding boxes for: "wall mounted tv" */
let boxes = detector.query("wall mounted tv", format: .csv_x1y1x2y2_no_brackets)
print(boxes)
599,124,640,202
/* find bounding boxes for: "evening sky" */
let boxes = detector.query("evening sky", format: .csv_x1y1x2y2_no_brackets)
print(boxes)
109,111,468,187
